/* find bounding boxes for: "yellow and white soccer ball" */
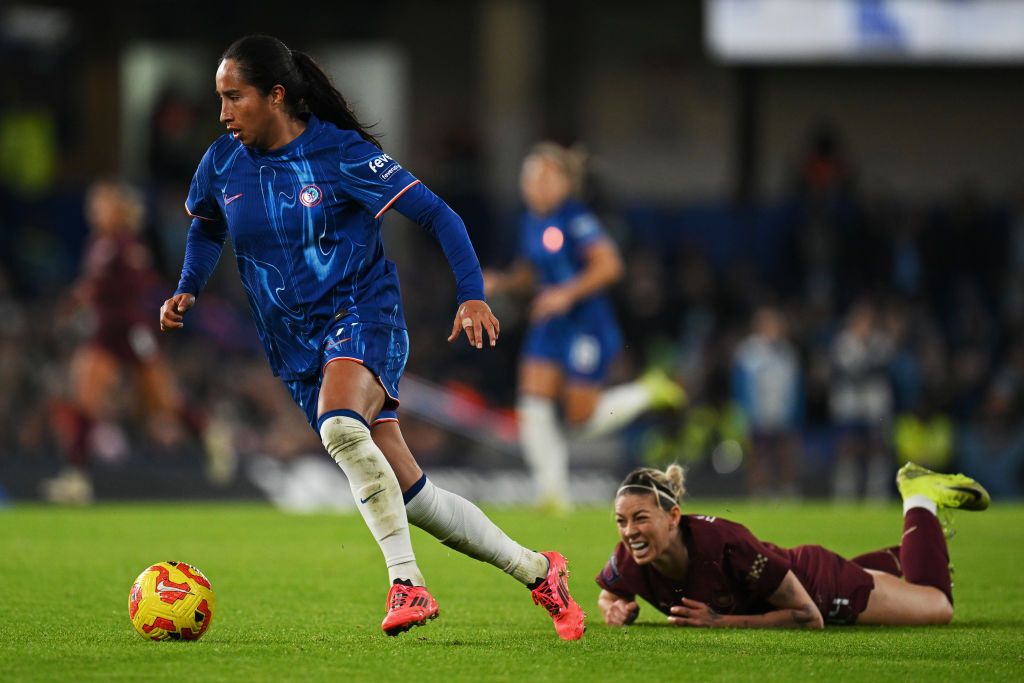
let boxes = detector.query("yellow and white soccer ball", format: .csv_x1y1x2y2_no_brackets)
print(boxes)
128,561,216,641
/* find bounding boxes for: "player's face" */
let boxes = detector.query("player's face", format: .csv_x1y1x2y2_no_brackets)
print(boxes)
87,186,119,235
87,185,137,236
520,155,570,215
614,494,678,566
216,59,282,151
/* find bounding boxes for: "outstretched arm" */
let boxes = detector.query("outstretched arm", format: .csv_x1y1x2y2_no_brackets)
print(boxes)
484,259,534,298
667,571,824,629
530,239,623,321
391,183,499,348
160,217,226,332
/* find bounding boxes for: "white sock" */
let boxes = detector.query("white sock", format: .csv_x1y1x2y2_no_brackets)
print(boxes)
903,494,938,516
574,381,652,440
320,415,425,586
405,477,549,585
517,395,570,504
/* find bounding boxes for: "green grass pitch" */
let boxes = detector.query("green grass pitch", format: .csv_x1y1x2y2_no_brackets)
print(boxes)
2,500,1022,681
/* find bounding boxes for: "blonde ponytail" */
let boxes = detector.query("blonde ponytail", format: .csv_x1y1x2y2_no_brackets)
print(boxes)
664,464,687,503
616,464,686,511
528,141,589,196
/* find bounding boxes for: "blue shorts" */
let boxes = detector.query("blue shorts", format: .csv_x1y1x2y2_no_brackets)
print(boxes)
522,317,622,383
285,317,407,431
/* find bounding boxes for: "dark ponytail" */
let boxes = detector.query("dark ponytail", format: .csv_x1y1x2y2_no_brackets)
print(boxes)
289,51,381,149
221,35,381,149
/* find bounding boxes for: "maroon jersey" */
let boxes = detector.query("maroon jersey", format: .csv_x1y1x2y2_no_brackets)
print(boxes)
596,515,875,625
80,234,160,361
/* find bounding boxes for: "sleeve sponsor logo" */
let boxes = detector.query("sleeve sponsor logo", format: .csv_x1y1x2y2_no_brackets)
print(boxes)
368,153,404,182
369,153,394,171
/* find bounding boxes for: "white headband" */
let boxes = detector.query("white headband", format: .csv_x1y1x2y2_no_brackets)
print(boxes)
616,483,677,506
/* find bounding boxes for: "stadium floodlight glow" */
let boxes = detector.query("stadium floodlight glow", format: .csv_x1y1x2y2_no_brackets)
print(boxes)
705,0,1024,63
1,5,72,48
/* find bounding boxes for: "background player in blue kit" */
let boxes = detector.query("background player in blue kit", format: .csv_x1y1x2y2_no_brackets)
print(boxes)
485,143,685,512
158,35,584,640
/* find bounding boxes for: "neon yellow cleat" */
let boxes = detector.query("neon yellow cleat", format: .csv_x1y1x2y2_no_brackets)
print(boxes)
641,368,687,410
535,494,573,518
896,462,990,511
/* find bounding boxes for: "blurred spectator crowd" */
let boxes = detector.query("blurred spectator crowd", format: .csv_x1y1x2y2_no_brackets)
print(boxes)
619,129,1024,500
1,103,1022,500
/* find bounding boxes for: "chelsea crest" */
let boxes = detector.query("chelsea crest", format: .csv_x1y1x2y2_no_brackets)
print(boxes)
300,184,323,208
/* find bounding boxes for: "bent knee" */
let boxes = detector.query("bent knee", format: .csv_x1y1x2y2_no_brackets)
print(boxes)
563,408,593,428
563,398,598,427
319,415,373,461
320,414,370,443
916,593,954,625
932,597,954,625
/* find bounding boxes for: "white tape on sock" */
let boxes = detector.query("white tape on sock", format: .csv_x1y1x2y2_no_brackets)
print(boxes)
320,415,424,585
903,493,938,516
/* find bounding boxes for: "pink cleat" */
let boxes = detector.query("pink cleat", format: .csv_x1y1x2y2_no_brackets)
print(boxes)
531,551,586,640
381,583,439,636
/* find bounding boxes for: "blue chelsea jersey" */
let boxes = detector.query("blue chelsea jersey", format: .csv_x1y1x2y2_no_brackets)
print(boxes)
185,114,420,380
520,199,618,324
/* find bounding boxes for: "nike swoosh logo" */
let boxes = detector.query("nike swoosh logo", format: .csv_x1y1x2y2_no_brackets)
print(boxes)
156,581,190,593
360,488,386,504
224,193,244,205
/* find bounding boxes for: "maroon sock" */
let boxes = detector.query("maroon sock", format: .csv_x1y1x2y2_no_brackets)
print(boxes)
177,406,208,440
69,409,95,468
900,508,953,604
50,402,95,469
851,546,903,577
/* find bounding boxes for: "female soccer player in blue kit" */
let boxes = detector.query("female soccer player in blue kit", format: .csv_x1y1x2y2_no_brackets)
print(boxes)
485,143,684,512
159,35,584,639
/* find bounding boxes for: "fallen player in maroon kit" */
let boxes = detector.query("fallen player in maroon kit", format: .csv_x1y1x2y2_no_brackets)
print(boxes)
596,462,989,628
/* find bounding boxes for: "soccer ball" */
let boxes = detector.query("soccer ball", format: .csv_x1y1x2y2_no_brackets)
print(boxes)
128,561,216,641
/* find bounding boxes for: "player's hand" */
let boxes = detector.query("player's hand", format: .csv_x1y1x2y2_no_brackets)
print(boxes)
603,599,640,626
448,299,500,349
159,293,196,332
668,598,720,628
529,285,575,321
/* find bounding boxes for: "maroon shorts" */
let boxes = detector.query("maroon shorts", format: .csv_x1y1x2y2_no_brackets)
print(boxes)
788,544,875,625
91,323,159,366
